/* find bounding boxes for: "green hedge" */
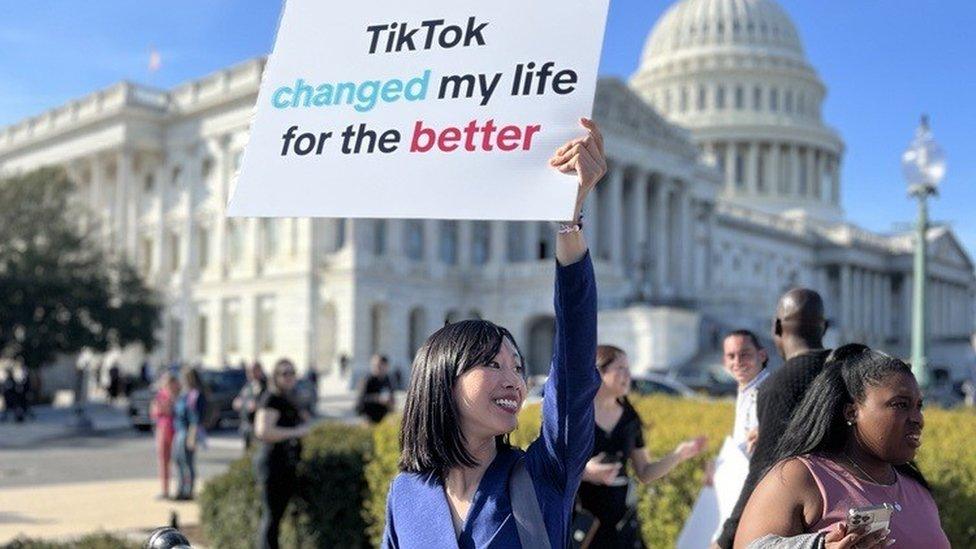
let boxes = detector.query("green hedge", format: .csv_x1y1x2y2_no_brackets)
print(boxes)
199,422,373,548
206,397,976,548
1,533,138,549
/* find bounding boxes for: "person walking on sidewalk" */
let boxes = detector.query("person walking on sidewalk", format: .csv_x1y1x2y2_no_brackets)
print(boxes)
233,362,267,450
254,358,312,549
150,371,181,499
173,367,208,500
356,354,395,424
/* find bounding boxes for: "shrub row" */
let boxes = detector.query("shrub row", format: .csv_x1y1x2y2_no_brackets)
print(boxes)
203,396,976,547
200,423,373,548
1,533,138,549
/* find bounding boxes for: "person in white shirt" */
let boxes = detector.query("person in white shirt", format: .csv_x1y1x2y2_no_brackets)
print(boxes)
678,330,769,548
722,330,770,456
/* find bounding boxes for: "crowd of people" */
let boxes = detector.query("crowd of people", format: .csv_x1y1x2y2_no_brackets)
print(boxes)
138,117,951,548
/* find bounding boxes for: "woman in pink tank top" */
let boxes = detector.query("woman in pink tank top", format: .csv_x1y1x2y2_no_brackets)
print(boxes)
734,344,950,549
150,371,180,499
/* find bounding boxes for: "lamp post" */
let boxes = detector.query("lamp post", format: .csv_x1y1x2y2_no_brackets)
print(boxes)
902,115,946,388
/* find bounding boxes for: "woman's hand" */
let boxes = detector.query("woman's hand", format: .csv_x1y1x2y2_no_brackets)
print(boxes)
674,436,707,462
549,117,607,222
823,523,892,549
582,453,622,485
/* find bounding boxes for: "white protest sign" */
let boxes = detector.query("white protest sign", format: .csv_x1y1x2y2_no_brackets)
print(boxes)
227,0,610,220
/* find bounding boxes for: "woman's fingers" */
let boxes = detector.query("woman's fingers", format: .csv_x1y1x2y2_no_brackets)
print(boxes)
580,117,605,156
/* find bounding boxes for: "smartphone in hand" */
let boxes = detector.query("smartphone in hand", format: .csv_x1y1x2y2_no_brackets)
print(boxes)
846,503,895,536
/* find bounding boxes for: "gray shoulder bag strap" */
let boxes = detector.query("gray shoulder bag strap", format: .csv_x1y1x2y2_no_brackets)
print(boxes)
510,457,552,549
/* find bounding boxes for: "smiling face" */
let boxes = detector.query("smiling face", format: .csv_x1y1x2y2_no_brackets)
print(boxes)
847,371,925,464
599,354,631,399
722,334,766,388
453,337,526,443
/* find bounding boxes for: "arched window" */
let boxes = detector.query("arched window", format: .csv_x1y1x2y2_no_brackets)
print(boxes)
753,86,762,111
472,221,490,265
407,308,426,362
370,303,388,355
769,88,779,112
373,219,387,255
507,223,526,261
444,310,461,325
697,85,707,111
716,86,726,110
405,220,424,260
439,220,458,264
680,87,689,112
735,86,744,110
735,148,745,188
527,317,556,376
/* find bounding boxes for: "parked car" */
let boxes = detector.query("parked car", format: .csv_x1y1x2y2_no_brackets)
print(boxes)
673,368,738,397
128,368,247,432
527,372,696,401
630,372,697,398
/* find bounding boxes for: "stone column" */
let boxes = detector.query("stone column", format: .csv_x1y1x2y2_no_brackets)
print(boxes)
457,221,472,267
840,265,852,337
768,143,781,195
852,268,862,338
806,148,816,201
118,150,138,260
210,136,230,279
90,154,110,244
490,221,506,265
387,219,404,259
747,142,759,195
873,272,882,342
153,161,168,281
423,219,438,263
653,178,670,295
831,156,841,205
815,150,826,202
182,147,199,281
607,163,624,269
703,141,717,167
630,169,648,273
679,190,694,297
789,144,801,197
524,221,540,261
882,275,892,340
724,142,736,191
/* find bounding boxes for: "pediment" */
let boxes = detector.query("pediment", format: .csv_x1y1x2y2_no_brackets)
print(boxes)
593,78,698,161
929,227,974,271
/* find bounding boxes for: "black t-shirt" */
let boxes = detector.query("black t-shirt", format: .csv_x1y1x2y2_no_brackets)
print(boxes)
578,401,645,522
257,392,302,463
591,401,646,475
363,374,393,398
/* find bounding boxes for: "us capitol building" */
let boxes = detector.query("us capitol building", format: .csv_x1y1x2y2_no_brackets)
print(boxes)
2,0,974,391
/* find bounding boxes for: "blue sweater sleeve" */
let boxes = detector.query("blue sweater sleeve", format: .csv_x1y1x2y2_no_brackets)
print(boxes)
527,251,600,489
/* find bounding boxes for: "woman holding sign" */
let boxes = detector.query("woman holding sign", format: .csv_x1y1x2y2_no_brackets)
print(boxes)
382,118,606,549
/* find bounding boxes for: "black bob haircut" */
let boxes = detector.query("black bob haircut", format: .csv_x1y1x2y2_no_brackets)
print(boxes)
770,343,930,491
399,319,524,476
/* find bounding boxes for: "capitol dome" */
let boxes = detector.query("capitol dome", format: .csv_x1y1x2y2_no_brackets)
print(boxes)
642,0,804,63
631,0,846,222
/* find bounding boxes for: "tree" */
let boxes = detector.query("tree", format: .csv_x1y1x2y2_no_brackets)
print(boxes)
0,167,161,373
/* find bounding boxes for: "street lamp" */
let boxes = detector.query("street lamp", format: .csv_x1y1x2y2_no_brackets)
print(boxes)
902,115,946,388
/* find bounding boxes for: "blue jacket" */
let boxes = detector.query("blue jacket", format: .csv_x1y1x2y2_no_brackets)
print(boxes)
383,253,599,548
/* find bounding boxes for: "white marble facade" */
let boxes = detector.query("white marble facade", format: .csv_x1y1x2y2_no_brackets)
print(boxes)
1,0,974,391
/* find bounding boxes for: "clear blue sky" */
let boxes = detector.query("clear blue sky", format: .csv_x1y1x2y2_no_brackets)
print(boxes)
1,1,974,259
